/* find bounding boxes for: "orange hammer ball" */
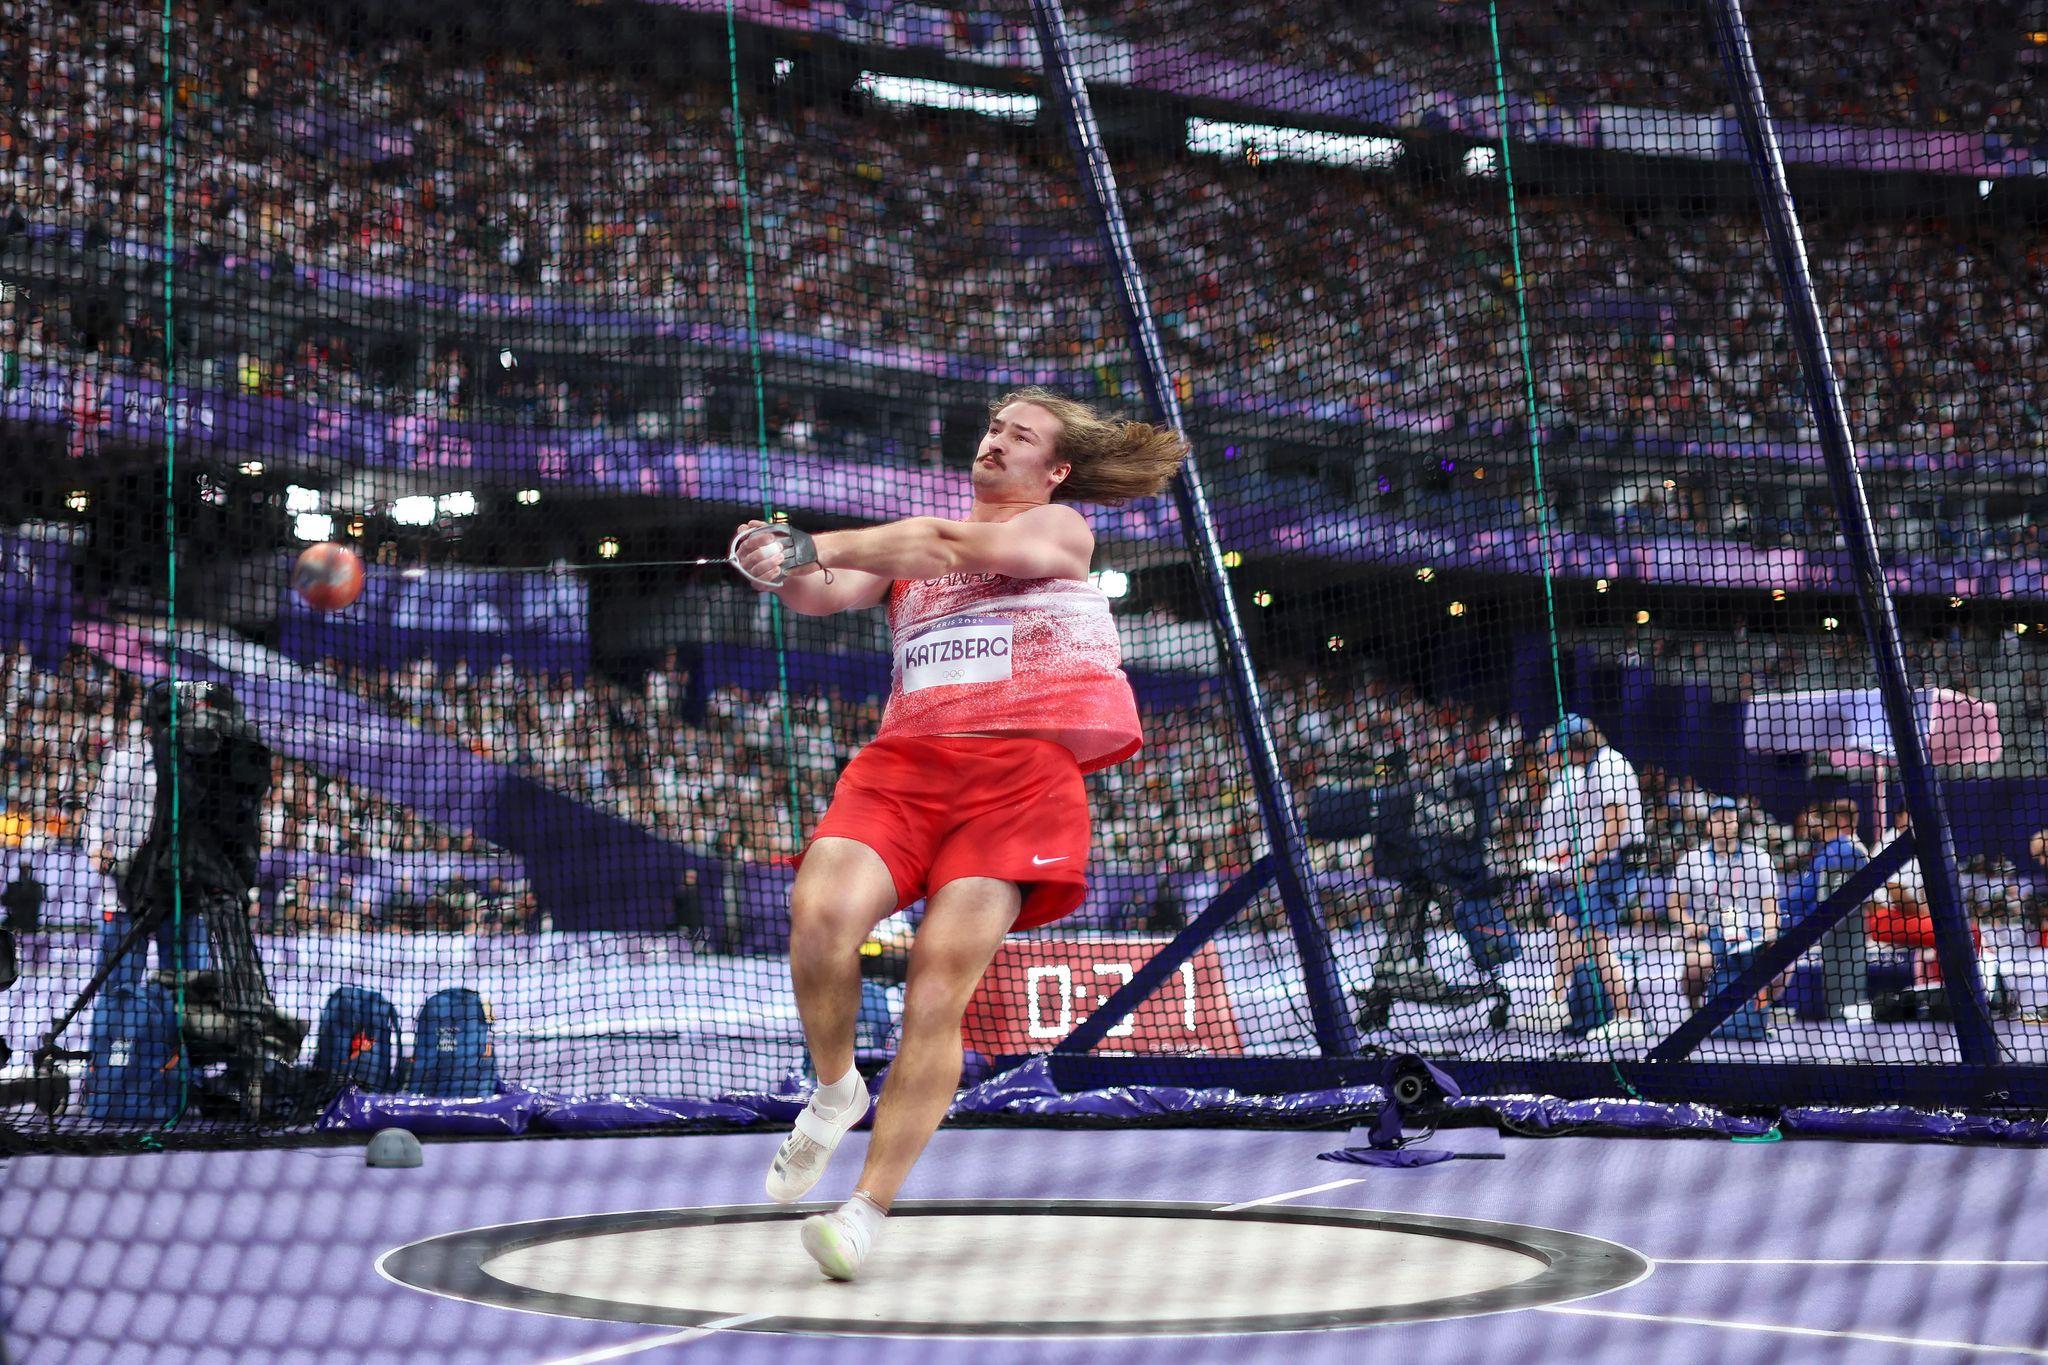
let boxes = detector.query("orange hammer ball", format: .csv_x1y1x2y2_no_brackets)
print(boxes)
292,542,365,612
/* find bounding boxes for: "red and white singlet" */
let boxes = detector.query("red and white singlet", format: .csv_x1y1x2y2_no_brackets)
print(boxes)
873,570,1143,773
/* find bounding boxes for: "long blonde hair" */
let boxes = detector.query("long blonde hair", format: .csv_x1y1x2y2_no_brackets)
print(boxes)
992,387,1190,506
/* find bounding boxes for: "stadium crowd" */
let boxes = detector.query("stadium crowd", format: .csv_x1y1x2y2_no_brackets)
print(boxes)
0,0,2043,942
4,0,2046,473
313,628,2048,937
1072,0,2044,139
0,641,530,933
5,620,2046,967
320,641,1499,881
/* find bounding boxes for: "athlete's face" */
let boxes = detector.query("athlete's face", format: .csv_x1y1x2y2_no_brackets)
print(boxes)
974,402,1071,503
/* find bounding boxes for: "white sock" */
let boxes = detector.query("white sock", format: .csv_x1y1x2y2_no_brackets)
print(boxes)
844,1190,889,1238
812,1065,860,1115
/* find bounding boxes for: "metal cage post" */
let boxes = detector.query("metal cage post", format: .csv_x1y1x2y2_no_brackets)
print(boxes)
1706,0,1998,1063
1025,0,1357,1056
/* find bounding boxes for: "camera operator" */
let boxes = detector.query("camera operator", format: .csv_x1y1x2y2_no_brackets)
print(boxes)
117,680,301,1114
81,711,209,975
1514,715,1648,1040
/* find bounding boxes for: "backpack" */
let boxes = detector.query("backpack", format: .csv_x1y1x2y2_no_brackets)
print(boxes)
81,981,187,1123
407,987,497,1098
312,986,401,1092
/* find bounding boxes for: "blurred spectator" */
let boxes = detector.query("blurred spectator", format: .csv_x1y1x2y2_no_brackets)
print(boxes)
2029,828,2048,947
2,0,2043,474
1074,0,2040,137
2,855,43,931
78,710,153,905
1669,796,1780,1005
672,866,708,939
1868,814,1990,994
1783,798,1874,1022
1141,875,1184,933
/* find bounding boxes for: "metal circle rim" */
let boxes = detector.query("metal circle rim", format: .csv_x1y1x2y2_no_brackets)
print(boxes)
377,1198,1652,1338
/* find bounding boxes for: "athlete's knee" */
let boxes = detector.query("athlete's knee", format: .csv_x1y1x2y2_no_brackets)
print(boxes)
790,844,895,943
898,998,971,1046
788,891,873,956
899,969,980,1037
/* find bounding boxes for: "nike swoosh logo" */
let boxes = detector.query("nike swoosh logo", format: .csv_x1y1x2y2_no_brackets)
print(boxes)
1031,855,1069,866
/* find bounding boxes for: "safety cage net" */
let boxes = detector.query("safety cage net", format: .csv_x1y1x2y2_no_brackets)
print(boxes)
2,0,2045,1150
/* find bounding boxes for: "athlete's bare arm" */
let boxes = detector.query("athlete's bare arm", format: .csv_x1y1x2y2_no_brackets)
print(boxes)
733,519,890,615
812,504,1093,582
734,504,1091,612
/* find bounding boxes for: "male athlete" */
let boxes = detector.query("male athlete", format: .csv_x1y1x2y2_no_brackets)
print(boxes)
731,387,1187,1280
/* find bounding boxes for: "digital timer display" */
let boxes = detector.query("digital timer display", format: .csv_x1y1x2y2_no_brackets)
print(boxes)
963,937,1242,1055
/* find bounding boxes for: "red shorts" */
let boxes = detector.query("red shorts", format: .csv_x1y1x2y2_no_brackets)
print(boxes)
799,734,1091,930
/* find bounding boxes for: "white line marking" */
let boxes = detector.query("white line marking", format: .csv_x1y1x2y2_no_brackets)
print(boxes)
536,1313,770,1364
1538,1304,2048,1358
1214,1178,1364,1212
1658,1258,2048,1267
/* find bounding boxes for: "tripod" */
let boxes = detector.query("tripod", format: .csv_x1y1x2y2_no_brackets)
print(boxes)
1355,880,1516,1033
1355,964,1512,1033
35,888,303,1120
0,929,65,1114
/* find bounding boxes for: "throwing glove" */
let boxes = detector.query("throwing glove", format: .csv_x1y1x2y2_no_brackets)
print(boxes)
730,522,821,588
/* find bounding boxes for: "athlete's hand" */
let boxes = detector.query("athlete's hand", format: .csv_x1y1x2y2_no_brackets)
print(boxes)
731,520,820,590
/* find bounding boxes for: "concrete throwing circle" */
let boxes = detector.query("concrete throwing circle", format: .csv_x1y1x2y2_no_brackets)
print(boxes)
379,1200,1650,1336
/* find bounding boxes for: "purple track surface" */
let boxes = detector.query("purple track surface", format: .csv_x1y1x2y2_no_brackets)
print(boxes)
4,1126,2046,1363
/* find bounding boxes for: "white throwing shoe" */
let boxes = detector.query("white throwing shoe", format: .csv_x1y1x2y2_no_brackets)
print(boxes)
766,1073,871,1204
801,1198,882,1281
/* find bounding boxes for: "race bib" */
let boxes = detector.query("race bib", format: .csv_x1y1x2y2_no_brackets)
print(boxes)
897,614,1013,692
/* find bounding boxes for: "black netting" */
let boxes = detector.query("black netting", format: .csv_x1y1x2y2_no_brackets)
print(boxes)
2,0,2044,1157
